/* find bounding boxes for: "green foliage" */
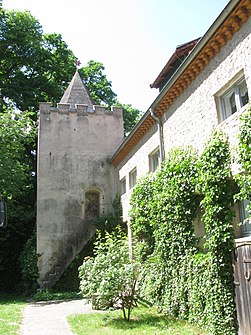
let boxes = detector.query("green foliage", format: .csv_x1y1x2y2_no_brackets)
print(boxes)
0,109,36,200
19,231,38,295
0,4,140,131
119,104,142,135
0,108,36,292
32,290,80,302
187,253,236,334
234,107,251,218
198,130,235,254
0,8,75,112
0,200,36,292
79,229,137,320
80,60,117,107
130,136,237,334
197,130,236,334
130,174,156,261
94,195,126,236
53,239,95,292
131,148,199,317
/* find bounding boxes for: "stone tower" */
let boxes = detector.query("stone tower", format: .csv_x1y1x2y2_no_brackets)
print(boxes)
37,71,124,288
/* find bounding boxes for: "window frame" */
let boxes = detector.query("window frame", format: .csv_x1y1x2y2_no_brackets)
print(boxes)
129,167,137,189
149,147,160,173
120,177,126,195
219,76,249,121
239,200,251,237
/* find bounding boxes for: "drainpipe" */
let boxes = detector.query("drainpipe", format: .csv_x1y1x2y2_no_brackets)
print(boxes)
150,108,165,163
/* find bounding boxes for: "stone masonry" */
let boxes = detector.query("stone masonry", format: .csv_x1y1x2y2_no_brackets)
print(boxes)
37,71,124,287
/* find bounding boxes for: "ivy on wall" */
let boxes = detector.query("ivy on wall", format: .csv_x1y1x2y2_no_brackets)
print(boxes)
235,107,251,219
196,130,236,334
130,131,237,335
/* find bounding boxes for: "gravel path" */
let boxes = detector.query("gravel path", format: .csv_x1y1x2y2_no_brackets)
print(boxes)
19,299,97,335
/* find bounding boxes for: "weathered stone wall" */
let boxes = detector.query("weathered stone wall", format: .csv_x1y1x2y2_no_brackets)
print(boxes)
37,103,124,281
119,124,159,221
118,16,251,227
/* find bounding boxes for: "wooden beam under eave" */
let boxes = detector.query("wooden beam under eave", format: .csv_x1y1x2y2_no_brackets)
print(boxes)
215,33,228,44
183,74,191,83
187,68,196,80
166,97,174,106
206,47,216,57
210,40,221,53
236,7,249,16
176,84,184,94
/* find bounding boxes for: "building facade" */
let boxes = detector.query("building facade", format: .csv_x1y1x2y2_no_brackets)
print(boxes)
111,0,251,239
109,1,251,333
37,0,251,332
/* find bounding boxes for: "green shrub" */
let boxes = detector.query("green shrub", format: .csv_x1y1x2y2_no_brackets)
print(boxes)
79,229,137,320
19,231,38,295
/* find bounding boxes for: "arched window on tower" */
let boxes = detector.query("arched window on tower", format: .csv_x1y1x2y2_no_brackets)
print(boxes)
85,190,100,220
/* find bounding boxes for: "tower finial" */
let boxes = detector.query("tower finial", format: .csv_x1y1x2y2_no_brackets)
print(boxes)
75,59,81,68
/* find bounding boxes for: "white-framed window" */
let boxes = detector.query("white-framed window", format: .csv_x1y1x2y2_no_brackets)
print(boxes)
220,77,249,121
120,177,126,195
239,200,251,237
149,148,160,173
129,168,137,189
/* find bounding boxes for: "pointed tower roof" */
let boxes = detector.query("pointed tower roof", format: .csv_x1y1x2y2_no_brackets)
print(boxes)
60,71,94,109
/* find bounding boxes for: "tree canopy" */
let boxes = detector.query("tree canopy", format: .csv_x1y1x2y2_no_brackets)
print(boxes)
0,8,76,113
0,110,36,200
0,7,141,131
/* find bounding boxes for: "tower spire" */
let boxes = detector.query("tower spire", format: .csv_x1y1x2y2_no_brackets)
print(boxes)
59,71,94,109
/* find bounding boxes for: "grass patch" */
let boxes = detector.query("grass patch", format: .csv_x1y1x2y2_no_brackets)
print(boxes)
0,293,27,335
68,306,208,335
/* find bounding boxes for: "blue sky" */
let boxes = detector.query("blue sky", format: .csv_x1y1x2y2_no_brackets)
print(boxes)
3,0,229,111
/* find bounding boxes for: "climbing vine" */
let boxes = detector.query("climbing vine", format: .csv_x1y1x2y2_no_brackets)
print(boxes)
130,132,237,334
235,107,251,220
131,147,199,318
197,130,237,334
198,130,235,255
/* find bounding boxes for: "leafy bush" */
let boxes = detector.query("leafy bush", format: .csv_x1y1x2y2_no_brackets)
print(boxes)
79,229,137,320
19,231,38,295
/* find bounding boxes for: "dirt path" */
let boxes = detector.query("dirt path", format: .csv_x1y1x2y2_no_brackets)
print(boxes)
19,299,97,335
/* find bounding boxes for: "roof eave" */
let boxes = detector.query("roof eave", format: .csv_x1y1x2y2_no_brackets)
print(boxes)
110,0,247,167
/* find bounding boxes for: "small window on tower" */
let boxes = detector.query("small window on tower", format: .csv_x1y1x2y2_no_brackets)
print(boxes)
85,190,100,219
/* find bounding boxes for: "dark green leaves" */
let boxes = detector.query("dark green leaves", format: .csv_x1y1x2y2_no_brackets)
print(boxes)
0,109,36,199
130,134,237,334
